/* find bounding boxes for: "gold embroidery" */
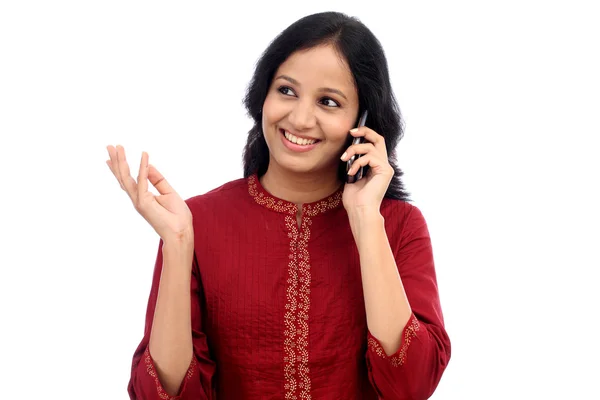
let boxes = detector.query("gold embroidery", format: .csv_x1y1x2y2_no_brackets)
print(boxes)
283,215,299,398
283,214,313,399
297,216,312,399
247,174,342,217
247,175,297,215
144,347,197,399
367,315,420,367
302,191,342,217
246,173,341,399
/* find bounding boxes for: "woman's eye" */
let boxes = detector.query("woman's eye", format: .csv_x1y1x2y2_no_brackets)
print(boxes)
278,86,295,96
320,98,339,107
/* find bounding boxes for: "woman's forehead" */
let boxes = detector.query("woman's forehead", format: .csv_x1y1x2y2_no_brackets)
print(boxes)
275,45,356,91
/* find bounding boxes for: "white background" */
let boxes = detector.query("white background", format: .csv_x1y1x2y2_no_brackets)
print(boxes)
1,1,599,399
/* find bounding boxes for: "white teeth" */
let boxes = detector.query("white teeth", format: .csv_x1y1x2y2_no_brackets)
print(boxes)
284,130,317,145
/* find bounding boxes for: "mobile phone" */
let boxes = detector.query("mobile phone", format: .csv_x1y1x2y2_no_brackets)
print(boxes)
346,110,368,183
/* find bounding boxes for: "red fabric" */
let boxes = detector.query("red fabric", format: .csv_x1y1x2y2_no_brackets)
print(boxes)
128,174,450,399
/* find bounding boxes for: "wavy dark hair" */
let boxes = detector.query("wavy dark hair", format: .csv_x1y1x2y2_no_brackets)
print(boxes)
242,11,410,201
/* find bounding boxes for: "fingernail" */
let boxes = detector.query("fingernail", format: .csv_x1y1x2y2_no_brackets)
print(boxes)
341,152,347,160
349,128,359,133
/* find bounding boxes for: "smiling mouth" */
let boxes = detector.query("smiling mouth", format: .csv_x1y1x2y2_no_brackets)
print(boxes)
280,129,321,146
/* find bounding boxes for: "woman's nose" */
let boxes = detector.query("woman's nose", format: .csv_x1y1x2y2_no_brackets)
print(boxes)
287,101,317,131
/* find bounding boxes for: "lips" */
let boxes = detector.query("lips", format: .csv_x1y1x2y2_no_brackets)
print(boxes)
278,128,320,153
280,129,320,146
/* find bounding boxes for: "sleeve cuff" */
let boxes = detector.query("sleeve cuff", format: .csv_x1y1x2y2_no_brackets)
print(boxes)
367,313,421,367
143,347,198,399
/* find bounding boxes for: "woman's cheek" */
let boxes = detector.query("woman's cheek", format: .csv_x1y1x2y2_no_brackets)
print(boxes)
323,123,352,145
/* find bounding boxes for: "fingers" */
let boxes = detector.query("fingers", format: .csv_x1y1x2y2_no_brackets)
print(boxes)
346,153,395,177
342,136,394,177
106,146,125,190
114,145,138,201
346,153,388,176
137,152,149,200
106,146,174,196
341,127,388,164
106,146,137,204
340,142,376,162
346,154,369,176
349,127,387,153
106,160,124,190
147,164,175,195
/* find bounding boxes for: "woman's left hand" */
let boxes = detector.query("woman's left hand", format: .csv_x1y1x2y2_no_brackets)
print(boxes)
341,127,394,214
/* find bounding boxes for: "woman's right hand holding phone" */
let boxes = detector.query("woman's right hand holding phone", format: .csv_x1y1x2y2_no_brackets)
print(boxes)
106,145,193,245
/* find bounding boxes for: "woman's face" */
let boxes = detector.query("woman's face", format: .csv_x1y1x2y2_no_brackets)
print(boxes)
261,44,360,176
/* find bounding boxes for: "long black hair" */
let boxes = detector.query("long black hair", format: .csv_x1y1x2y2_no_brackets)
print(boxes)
242,11,410,201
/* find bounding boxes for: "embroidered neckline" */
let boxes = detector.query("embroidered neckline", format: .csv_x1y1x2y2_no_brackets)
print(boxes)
247,174,343,216
246,173,341,398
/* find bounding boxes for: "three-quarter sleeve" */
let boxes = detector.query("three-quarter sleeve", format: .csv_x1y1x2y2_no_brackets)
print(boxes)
127,239,216,400
366,203,451,399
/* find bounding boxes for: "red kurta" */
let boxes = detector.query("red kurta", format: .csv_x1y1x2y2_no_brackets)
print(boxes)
128,174,450,399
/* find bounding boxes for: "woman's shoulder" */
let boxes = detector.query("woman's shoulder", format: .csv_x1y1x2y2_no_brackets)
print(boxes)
185,176,251,211
381,197,416,218
380,198,429,232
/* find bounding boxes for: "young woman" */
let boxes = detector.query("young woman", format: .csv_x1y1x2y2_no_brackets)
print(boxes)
107,11,450,400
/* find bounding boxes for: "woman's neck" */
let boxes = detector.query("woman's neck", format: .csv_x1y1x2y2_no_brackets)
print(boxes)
260,164,341,206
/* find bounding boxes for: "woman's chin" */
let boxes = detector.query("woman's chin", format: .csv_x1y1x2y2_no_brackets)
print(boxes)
270,155,337,177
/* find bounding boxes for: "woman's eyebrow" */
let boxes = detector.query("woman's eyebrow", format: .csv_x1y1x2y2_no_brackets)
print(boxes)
275,75,348,100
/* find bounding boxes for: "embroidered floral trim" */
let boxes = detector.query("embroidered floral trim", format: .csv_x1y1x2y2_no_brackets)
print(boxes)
247,174,342,216
302,191,342,217
144,347,197,399
367,314,420,367
247,173,338,399
248,175,297,215
283,214,312,399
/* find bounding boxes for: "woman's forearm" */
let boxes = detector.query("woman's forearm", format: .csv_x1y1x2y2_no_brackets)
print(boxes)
148,235,195,396
349,209,412,356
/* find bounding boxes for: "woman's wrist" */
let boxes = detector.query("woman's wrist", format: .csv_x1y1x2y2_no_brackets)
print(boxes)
347,208,384,242
162,230,194,261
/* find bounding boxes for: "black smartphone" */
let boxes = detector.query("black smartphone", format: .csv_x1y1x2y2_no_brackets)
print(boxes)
346,110,369,183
